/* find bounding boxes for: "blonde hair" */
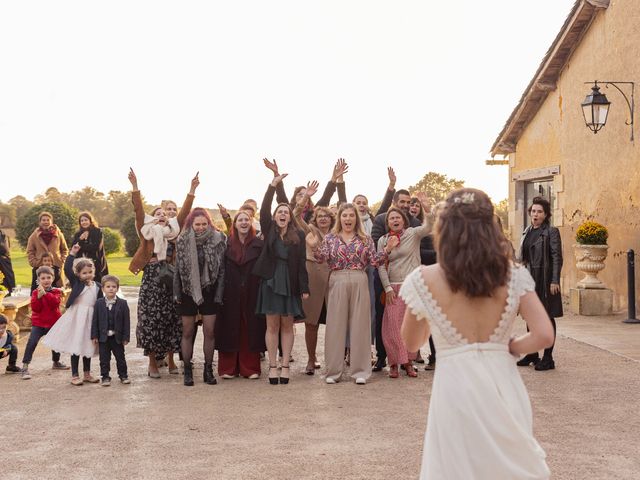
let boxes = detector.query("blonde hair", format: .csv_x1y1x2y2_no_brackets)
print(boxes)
331,203,367,240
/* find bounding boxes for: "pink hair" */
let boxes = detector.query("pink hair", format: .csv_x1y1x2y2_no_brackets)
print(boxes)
183,207,216,231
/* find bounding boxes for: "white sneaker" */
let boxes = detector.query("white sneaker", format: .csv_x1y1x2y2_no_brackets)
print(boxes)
248,373,260,379
222,374,235,379
21,368,31,380
355,377,366,385
325,377,337,384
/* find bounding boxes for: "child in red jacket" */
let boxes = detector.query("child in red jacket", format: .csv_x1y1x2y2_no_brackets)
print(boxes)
20,265,69,380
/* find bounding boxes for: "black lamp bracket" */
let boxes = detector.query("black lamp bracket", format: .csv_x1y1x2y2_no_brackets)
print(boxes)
585,80,635,142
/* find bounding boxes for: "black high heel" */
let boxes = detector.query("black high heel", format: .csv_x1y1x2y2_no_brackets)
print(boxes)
268,365,279,385
279,366,290,385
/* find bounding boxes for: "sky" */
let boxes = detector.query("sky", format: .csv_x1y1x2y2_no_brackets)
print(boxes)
0,0,577,208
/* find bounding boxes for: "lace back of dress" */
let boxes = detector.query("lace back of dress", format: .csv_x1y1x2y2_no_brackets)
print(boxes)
402,269,468,347
401,264,536,347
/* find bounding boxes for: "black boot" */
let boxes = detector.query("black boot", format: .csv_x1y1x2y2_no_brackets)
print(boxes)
516,353,540,367
534,356,555,371
372,358,386,372
203,363,217,385
183,365,194,386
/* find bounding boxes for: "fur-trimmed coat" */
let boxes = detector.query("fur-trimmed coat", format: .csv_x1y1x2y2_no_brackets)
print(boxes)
128,191,194,275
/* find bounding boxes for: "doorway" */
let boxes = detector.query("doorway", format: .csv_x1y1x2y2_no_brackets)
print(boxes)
523,178,555,226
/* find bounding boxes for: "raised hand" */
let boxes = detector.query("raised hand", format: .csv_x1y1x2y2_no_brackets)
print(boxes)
387,167,397,190
332,158,349,182
128,168,139,190
305,180,320,198
189,172,200,195
70,243,81,256
79,231,89,241
263,158,279,176
270,173,289,187
416,191,430,210
217,203,229,219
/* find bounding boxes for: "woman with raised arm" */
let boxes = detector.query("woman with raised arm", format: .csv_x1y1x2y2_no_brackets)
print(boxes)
313,203,399,385
252,169,309,385
377,205,433,379
351,166,397,360
216,210,266,379
71,212,108,283
293,181,336,375
128,168,199,378
174,208,226,387
263,158,348,222
400,188,553,479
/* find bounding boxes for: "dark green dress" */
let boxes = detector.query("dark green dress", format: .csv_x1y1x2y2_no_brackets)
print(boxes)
256,237,303,318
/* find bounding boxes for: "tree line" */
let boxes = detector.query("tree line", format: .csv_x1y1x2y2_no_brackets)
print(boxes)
1,172,508,256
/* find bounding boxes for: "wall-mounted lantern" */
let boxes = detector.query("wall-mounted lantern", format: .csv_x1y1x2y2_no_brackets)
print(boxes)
582,80,634,142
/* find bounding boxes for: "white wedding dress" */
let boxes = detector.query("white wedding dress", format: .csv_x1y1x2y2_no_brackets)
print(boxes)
400,264,550,480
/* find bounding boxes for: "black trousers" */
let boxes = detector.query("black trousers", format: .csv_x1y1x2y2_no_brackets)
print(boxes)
99,337,128,380
373,270,387,362
22,326,61,364
71,355,92,377
2,344,18,365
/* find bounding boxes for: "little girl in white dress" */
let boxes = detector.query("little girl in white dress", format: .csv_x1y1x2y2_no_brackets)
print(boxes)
44,244,102,385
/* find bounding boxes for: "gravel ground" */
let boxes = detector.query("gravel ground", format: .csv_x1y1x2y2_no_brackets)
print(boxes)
2,296,640,480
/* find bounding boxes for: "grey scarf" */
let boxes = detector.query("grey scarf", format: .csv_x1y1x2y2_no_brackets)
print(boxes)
176,227,226,305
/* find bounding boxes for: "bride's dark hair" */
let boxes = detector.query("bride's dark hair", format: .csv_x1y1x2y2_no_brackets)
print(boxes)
434,188,511,297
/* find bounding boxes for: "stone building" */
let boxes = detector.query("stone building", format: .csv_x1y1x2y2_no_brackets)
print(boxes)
491,0,638,310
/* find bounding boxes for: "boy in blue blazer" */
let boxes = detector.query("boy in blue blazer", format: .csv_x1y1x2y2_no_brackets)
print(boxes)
91,275,130,386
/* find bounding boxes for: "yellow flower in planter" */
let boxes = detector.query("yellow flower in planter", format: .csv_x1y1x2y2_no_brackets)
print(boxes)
575,221,608,245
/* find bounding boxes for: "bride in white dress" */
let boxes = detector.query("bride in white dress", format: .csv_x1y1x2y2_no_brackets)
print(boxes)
400,188,554,480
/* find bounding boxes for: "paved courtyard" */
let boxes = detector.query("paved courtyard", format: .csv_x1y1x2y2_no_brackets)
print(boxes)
2,290,640,480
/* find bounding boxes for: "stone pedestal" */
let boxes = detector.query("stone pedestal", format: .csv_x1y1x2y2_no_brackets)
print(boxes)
570,288,613,316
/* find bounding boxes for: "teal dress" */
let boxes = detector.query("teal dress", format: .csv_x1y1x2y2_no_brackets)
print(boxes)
256,236,303,318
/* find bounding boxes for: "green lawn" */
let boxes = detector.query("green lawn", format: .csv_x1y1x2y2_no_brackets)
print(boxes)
9,247,141,287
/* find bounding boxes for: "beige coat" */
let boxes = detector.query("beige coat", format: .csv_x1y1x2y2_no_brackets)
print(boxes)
26,226,69,269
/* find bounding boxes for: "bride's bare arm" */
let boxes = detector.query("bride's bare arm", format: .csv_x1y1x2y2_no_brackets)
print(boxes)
510,292,555,356
401,308,431,353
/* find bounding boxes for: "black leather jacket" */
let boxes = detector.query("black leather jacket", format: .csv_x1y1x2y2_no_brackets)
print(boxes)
518,222,563,318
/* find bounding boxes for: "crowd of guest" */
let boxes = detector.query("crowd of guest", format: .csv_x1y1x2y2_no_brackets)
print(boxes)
0,158,561,387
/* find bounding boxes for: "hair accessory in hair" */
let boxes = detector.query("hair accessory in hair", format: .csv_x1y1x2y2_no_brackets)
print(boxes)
453,192,475,205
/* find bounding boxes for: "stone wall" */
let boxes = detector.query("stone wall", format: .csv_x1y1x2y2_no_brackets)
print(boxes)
508,0,640,310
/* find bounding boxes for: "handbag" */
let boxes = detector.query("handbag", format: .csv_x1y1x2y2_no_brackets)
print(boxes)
156,261,175,291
